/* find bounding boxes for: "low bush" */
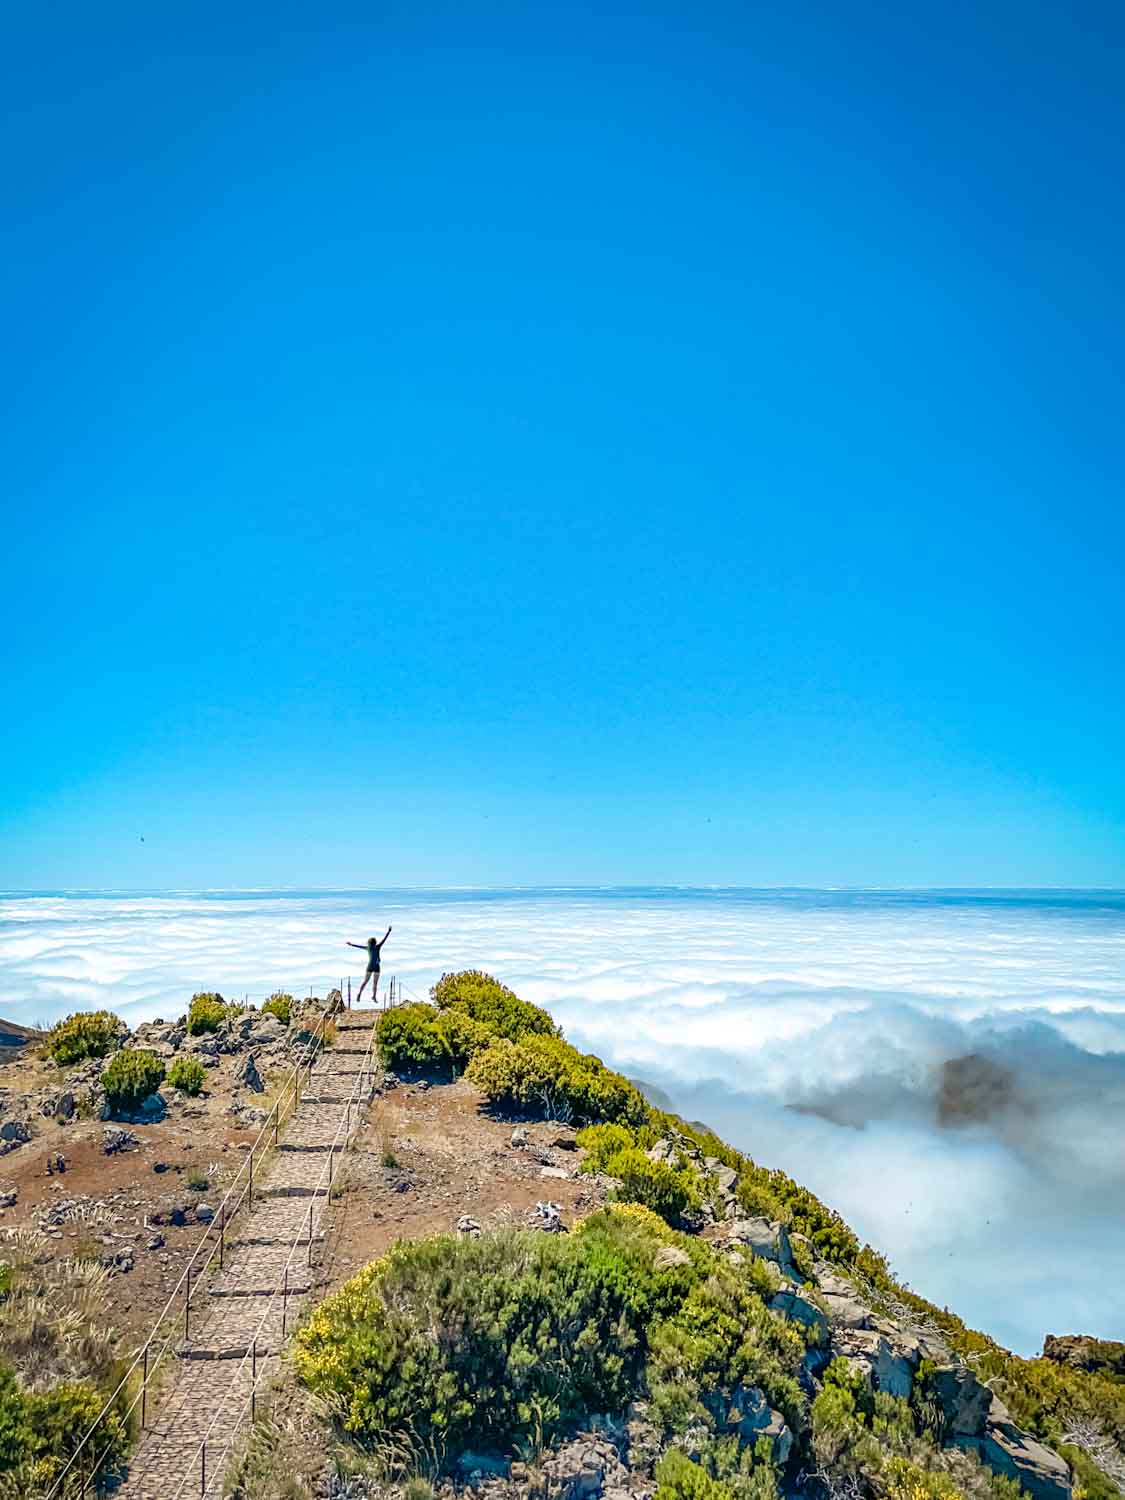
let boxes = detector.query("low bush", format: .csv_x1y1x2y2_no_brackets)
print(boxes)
23,1380,128,1485
647,1263,807,1438
0,1367,128,1484
577,1123,701,1224
262,992,293,1026
45,1010,123,1066
298,1232,637,1455
187,992,229,1035
376,1004,450,1074
655,1450,736,1500
604,1147,700,1223
296,1206,817,1481
166,1056,206,1096
297,1208,712,1459
466,1035,648,1125
576,1121,658,1169
101,1050,165,1113
0,1365,27,1471
433,1007,493,1069
431,970,558,1041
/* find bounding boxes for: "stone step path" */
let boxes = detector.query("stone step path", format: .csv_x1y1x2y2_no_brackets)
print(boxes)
113,1009,381,1499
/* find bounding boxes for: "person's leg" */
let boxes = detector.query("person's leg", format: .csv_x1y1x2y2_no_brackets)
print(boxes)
356,970,371,1003
372,969,381,1006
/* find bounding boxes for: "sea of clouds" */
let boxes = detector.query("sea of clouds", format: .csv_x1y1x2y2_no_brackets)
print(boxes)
2,886,1123,1356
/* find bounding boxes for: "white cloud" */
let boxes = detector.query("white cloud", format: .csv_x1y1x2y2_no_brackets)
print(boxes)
2,889,1124,1354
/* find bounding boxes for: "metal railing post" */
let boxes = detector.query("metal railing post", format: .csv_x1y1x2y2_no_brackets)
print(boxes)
185,1266,191,1341
219,1205,225,1270
251,1343,257,1422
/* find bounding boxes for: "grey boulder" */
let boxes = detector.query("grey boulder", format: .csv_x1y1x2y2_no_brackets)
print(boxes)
726,1384,794,1465
833,1327,920,1399
952,1396,1072,1500
725,1217,795,1276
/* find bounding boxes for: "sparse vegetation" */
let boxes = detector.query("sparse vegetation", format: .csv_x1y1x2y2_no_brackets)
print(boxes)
0,1230,130,1486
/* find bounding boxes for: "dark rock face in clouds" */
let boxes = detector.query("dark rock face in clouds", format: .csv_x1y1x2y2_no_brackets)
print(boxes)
938,1053,1019,1126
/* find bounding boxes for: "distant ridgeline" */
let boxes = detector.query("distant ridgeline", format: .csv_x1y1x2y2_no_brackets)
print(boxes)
295,972,1125,1500
0,1017,43,1049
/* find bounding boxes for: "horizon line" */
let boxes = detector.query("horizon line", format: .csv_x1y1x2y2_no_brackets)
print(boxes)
3,884,1124,897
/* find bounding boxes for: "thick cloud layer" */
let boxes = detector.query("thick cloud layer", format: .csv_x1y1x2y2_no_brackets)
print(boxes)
2,888,1123,1355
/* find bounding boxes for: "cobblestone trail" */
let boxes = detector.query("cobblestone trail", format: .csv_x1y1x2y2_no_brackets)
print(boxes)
113,1009,380,1499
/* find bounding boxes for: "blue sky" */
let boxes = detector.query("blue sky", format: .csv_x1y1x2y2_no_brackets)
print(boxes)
3,0,1123,889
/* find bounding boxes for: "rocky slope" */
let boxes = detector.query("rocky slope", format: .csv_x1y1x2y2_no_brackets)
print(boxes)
282,974,1125,1500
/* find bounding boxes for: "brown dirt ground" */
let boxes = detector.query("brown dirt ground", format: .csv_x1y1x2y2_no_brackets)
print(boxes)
316,1077,609,1297
0,1042,295,1346
2,1045,607,1353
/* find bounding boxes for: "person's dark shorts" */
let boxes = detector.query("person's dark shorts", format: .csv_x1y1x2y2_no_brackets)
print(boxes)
366,962,381,975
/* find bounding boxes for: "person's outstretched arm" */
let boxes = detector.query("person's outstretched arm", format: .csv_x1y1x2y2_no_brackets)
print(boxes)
346,941,365,949
379,925,392,946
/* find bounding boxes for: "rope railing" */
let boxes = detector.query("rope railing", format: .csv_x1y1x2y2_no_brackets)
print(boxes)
45,987,352,1500
164,1008,382,1498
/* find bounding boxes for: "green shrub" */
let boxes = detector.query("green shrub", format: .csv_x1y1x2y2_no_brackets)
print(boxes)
647,1263,807,1438
1058,1444,1121,1500
466,1035,648,1125
166,1056,206,1096
376,1004,450,1074
431,971,559,1041
187,992,229,1035
262,992,293,1026
101,1050,166,1113
604,1147,700,1223
24,1379,128,1484
576,1121,658,1169
0,1365,28,1471
298,1232,639,1454
294,1204,818,1476
45,1010,123,1066
655,1450,737,1500
297,1208,709,1459
433,1007,493,1069
576,1123,701,1224
184,1167,209,1191
881,1456,965,1500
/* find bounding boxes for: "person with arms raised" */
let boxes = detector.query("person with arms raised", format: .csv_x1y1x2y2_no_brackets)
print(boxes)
347,926,391,1004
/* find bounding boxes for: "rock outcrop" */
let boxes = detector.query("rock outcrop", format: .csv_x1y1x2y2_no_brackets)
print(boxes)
952,1395,1073,1500
1042,1333,1125,1380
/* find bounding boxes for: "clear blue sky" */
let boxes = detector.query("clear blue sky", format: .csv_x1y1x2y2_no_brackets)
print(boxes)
3,0,1123,889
